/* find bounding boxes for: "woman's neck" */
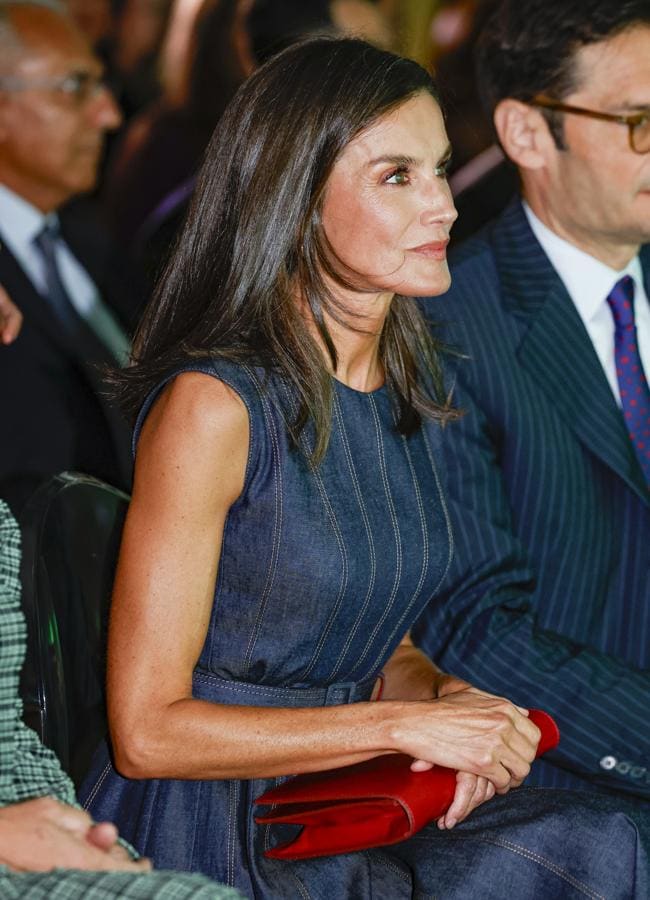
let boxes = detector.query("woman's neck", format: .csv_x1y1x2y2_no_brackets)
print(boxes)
305,287,393,393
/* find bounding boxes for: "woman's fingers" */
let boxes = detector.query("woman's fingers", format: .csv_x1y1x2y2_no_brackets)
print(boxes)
394,689,541,791
438,773,497,829
438,771,476,829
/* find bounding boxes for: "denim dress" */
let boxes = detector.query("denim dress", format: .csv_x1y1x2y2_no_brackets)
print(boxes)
81,360,649,899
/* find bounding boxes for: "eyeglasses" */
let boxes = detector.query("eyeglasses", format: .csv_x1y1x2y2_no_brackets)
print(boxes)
0,71,109,104
530,94,650,154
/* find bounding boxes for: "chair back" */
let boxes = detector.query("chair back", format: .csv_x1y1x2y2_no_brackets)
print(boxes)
19,472,129,786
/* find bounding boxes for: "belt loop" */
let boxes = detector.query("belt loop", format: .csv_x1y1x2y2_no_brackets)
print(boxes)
324,682,354,705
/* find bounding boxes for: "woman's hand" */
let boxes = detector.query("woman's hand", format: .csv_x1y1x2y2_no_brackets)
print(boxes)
410,754,498,831
381,634,537,792
389,688,540,792
379,634,458,702
437,771,496,829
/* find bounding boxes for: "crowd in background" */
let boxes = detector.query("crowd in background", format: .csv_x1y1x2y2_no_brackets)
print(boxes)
79,0,500,286
0,0,502,513
1,0,649,896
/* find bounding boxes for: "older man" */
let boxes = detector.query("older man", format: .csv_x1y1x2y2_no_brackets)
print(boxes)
0,1,139,513
415,0,650,801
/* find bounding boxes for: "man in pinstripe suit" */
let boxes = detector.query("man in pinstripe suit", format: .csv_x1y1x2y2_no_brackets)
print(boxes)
415,0,650,802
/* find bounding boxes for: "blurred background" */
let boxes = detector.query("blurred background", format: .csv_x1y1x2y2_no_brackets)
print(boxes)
61,0,505,281
0,0,511,514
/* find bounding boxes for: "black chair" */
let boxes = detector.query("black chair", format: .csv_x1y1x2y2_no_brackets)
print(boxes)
19,472,129,787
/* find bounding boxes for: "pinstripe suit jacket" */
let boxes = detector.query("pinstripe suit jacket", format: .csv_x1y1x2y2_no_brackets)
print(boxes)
414,199,650,800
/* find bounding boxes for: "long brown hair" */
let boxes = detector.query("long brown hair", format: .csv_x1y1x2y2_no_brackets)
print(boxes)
117,37,457,463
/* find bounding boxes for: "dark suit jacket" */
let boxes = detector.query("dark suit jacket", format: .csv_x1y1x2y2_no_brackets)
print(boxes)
414,200,650,800
0,199,142,513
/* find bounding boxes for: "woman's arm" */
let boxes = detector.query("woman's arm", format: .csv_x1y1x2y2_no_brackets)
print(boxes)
380,634,523,827
379,633,477,702
108,372,540,790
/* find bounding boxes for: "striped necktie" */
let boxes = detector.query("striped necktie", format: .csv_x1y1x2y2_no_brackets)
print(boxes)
606,275,650,486
32,221,117,365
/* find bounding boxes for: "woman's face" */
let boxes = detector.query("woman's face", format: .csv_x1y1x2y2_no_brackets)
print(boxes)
321,91,457,300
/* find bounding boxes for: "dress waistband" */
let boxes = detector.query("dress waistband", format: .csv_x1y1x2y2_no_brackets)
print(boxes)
192,669,377,707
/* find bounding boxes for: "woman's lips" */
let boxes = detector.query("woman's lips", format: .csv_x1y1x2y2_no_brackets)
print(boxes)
409,240,449,260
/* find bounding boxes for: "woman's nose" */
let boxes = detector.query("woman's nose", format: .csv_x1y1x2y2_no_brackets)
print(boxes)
419,181,458,228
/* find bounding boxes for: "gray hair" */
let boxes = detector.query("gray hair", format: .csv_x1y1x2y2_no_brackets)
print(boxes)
0,0,65,10
0,2,68,74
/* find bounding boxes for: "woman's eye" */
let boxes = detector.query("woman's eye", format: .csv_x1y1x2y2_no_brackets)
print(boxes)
384,168,410,185
435,161,451,179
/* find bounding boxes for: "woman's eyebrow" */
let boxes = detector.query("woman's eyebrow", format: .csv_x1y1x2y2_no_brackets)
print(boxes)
367,154,419,167
367,143,453,168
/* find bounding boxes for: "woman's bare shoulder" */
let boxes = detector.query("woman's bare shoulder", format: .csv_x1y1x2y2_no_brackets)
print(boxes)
133,370,250,508
143,370,249,444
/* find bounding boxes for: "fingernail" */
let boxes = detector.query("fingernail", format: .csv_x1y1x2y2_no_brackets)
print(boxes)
446,818,457,829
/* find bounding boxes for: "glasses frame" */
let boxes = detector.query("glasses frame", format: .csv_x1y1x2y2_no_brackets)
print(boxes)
530,94,650,154
0,71,107,104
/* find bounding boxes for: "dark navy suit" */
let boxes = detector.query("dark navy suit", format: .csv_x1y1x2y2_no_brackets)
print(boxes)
414,200,650,800
0,200,141,513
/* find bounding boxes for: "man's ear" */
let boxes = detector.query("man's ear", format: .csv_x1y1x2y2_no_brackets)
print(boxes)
493,98,554,171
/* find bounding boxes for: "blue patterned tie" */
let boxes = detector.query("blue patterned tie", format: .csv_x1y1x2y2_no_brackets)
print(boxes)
606,275,650,486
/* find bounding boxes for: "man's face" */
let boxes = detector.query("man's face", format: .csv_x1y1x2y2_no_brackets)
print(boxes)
0,7,121,212
542,24,650,266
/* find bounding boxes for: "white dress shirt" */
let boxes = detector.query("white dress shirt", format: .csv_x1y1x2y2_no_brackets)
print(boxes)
0,184,130,363
523,201,650,407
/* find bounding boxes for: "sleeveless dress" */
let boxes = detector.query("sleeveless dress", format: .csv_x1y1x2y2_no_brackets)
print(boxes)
81,359,649,900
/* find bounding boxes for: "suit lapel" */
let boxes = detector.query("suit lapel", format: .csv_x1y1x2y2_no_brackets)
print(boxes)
0,241,133,486
492,201,649,505
0,241,76,358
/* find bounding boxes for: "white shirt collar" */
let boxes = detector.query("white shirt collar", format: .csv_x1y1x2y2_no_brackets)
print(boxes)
0,183,59,251
522,200,642,319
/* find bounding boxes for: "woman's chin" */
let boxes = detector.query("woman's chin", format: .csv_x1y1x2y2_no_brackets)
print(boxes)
401,271,452,298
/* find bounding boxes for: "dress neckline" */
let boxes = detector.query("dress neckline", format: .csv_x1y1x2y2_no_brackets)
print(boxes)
332,375,387,399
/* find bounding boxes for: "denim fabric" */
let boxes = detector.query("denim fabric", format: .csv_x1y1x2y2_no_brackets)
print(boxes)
81,360,649,898
390,788,649,900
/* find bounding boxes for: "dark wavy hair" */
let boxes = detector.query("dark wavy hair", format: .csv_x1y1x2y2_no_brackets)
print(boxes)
476,0,650,146
117,37,457,463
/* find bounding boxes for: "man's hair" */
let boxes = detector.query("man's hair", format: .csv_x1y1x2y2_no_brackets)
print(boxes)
0,2,67,74
477,0,650,144
0,7,24,69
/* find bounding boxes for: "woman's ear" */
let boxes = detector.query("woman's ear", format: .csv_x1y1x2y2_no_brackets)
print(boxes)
493,99,553,171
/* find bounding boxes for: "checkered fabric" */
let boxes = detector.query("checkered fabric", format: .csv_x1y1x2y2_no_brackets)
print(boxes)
0,500,240,899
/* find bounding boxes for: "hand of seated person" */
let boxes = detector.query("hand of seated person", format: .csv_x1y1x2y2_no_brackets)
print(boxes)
378,637,537,829
413,674,502,830
0,285,22,345
0,797,152,873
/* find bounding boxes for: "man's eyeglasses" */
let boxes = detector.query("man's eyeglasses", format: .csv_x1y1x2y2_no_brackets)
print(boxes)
0,71,108,104
530,94,650,154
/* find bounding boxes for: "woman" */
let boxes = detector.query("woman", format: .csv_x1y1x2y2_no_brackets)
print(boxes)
81,38,648,898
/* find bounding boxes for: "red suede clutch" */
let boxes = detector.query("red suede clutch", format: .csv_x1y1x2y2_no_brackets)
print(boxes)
254,708,559,860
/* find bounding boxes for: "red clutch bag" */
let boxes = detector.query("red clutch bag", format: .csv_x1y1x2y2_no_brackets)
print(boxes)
254,708,559,860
